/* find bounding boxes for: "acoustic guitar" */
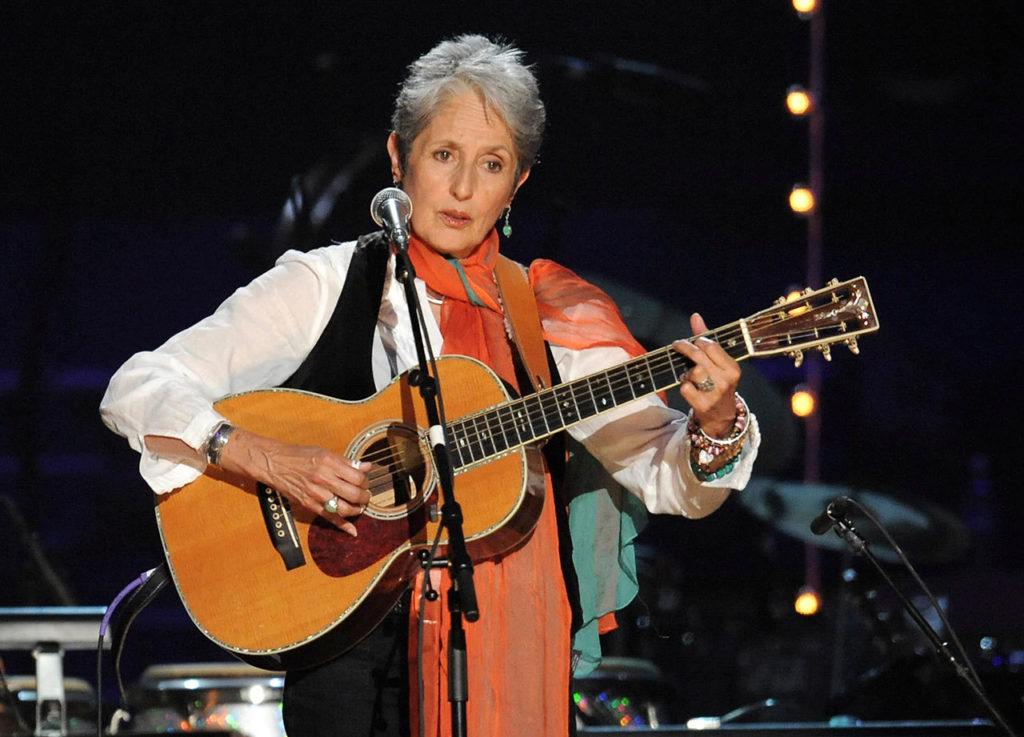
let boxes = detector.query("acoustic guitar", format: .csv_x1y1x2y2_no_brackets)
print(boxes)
155,277,878,669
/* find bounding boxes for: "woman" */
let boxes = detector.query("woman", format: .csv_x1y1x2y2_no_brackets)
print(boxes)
101,35,760,737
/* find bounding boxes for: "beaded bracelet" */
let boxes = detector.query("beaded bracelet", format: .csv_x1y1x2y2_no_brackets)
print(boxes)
690,455,740,482
688,393,750,475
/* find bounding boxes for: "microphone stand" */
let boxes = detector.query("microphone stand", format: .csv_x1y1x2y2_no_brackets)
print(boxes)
388,228,479,737
824,513,1018,737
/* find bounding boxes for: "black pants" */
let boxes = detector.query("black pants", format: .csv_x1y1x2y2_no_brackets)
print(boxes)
282,598,577,737
283,604,409,737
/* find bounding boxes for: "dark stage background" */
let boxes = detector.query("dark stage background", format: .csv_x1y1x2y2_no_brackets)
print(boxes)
2,0,1022,728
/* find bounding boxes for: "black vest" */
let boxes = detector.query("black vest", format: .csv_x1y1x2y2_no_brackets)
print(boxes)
280,232,391,398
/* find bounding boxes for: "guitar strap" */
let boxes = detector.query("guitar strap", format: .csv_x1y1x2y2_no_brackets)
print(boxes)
494,255,552,393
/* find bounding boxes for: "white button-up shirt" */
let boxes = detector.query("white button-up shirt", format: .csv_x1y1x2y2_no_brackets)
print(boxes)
100,241,759,518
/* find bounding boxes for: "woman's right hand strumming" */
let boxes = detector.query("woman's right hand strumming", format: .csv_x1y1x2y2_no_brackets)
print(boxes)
144,431,370,537
219,430,370,537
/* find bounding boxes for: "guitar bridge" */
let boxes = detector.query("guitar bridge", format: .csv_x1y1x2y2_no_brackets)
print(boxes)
257,483,307,570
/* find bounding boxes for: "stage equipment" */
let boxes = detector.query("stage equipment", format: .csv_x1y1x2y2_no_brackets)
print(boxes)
378,185,478,737
794,586,822,616
126,663,284,737
370,186,412,248
812,497,1017,737
790,185,816,214
739,478,969,564
787,86,814,117
0,607,108,736
572,658,679,728
577,720,997,737
0,676,96,736
152,278,878,670
790,385,816,417
793,0,818,17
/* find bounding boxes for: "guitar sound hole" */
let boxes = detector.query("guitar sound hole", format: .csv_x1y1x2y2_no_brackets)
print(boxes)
358,425,432,518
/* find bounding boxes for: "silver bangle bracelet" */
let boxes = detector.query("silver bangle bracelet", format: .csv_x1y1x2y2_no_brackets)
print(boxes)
205,422,236,466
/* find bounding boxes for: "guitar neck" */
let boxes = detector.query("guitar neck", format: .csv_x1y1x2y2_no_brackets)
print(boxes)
445,319,752,470
444,274,880,469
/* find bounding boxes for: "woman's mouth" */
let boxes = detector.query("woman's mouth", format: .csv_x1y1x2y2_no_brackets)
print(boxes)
439,210,471,229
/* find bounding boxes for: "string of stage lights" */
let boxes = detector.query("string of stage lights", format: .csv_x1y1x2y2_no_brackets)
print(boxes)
785,0,828,620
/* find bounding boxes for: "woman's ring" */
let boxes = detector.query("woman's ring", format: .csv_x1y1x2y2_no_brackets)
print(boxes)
694,376,716,392
323,497,340,515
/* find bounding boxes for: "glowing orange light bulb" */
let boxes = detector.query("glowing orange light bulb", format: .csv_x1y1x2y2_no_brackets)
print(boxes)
793,0,817,16
794,586,821,616
791,386,816,417
786,86,813,117
789,185,815,214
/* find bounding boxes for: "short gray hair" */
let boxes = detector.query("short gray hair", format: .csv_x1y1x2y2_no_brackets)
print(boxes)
391,34,545,180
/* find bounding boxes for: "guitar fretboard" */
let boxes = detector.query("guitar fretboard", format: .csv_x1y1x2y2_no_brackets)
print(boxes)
445,322,750,469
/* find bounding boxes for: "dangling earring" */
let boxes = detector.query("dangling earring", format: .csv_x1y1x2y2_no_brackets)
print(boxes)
501,206,512,237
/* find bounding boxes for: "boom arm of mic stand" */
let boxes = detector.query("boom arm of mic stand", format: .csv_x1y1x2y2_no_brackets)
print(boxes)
830,518,1018,737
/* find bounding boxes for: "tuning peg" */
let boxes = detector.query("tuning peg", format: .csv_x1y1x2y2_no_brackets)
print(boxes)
774,296,788,306
802,287,814,296
819,344,832,361
789,350,804,368
827,278,839,287
846,337,860,355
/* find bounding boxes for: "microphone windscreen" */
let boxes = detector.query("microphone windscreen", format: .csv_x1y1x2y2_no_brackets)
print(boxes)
809,496,852,535
809,510,834,535
370,187,412,228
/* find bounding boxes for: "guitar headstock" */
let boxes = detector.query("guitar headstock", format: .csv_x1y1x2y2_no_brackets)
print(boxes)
742,277,879,366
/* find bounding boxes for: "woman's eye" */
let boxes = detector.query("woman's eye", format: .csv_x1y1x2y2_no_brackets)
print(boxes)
434,150,451,162
484,160,503,172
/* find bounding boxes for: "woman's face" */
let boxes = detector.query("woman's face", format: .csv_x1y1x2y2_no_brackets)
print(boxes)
387,88,529,258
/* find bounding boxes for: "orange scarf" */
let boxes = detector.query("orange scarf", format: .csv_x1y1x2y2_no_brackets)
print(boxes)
406,229,520,390
406,229,645,379
404,228,645,737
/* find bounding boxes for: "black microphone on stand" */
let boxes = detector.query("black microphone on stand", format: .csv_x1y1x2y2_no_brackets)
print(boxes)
807,494,1018,737
370,187,412,249
370,183,477,737
810,496,851,535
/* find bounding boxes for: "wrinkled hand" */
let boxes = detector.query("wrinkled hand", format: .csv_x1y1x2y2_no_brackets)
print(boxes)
673,312,742,438
219,429,370,537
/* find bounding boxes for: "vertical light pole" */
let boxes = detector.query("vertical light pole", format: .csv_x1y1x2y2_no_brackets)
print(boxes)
788,0,826,612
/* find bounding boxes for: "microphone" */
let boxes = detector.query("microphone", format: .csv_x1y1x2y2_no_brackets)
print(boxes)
810,496,850,535
370,187,412,247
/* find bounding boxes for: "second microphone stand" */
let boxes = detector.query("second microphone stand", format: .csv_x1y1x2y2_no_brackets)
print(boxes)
390,232,479,737
823,504,1017,737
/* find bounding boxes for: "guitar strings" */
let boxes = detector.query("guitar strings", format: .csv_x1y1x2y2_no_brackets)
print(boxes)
358,316,843,485
358,314,852,490
361,344,832,495
443,317,843,454
356,300,857,490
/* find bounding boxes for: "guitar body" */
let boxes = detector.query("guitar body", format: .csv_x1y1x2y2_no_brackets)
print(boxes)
155,355,545,670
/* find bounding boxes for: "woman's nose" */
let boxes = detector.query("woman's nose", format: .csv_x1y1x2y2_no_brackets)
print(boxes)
450,164,474,201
